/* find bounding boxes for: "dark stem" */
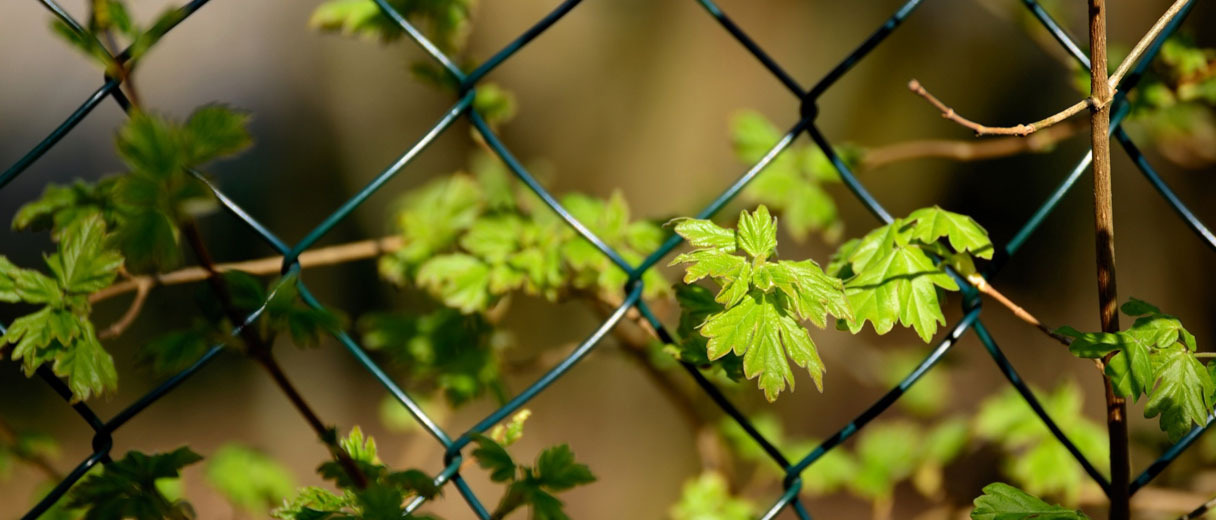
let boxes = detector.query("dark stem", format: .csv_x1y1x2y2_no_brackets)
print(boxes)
180,220,368,489
1087,1,1129,518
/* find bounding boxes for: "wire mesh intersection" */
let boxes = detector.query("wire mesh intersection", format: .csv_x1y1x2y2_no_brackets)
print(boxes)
3,0,1214,518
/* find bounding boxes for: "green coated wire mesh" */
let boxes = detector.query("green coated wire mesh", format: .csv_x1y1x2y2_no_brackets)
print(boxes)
3,0,1215,518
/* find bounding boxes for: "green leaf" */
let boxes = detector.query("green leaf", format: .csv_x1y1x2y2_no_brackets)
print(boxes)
755,259,851,326
272,486,352,520
5,307,67,375
12,180,115,236
265,274,345,346
1056,326,1121,358
845,245,957,342
1145,345,1215,442
359,309,500,405
671,207,849,400
472,435,516,483
488,409,531,447
0,257,56,304
117,111,182,178
904,206,994,258
355,484,406,520
672,284,744,380
45,213,123,294
113,209,181,272
389,175,482,269
205,444,296,514
669,471,755,520
700,292,824,400
183,105,252,164
970,482,1089,520
140,322,212,374
52,322,118,402
416,254,492,313
473,83,517,126
731,110,784,164
1120,297,1160,316
669,249,750,306
95,1,136,36
736,205,777,261
68,447,202,520
533,444,595,491
386,469,441,500
318,427,386,489
670,218,736,252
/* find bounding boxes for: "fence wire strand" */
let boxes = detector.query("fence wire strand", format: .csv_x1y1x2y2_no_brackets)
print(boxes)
3,0,1213,518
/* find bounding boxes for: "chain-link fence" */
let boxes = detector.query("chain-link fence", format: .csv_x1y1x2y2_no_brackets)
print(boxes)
4,0,1214,518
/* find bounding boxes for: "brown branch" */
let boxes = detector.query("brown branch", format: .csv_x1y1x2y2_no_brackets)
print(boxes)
0,416,62,481
965,274,1070,346
909,79,1092,137
90,235,402,304
98,275,152,339
1109,0,1189,89
861,118,1084,170
1087,1,1130,518
908,0,1186,138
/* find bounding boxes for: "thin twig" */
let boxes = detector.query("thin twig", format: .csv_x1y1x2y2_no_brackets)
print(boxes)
1109,0,1189,89
861,118,1084,170
98,275,152,339
909,79,1091,136
965,274,1071,346
1182,495,1216,520
909,0,1187,137
90,235,402,304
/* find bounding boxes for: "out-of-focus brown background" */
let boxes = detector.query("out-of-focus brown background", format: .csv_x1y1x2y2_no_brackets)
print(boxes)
2,0,1215,518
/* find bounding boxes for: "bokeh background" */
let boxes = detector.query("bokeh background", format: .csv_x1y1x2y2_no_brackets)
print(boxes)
2,0,1215,518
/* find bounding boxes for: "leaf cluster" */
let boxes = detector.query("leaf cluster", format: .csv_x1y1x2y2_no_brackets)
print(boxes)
310,0,474,52
15,106,251,273
275,427,441,520
358,308,503,405
670,205,850,401
378,155,668,315
67,447,202,520
471,435,596,520
2,214,122,401
51,0,187,73
1058,298,1215,442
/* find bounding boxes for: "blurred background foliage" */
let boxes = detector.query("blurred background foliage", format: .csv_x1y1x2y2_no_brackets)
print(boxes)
2,0,1216,518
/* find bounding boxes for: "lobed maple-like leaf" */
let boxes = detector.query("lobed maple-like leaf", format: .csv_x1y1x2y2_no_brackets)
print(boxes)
671,206,849,401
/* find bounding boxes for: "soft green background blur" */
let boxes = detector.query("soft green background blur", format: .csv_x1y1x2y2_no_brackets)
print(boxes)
2,0,1215,518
